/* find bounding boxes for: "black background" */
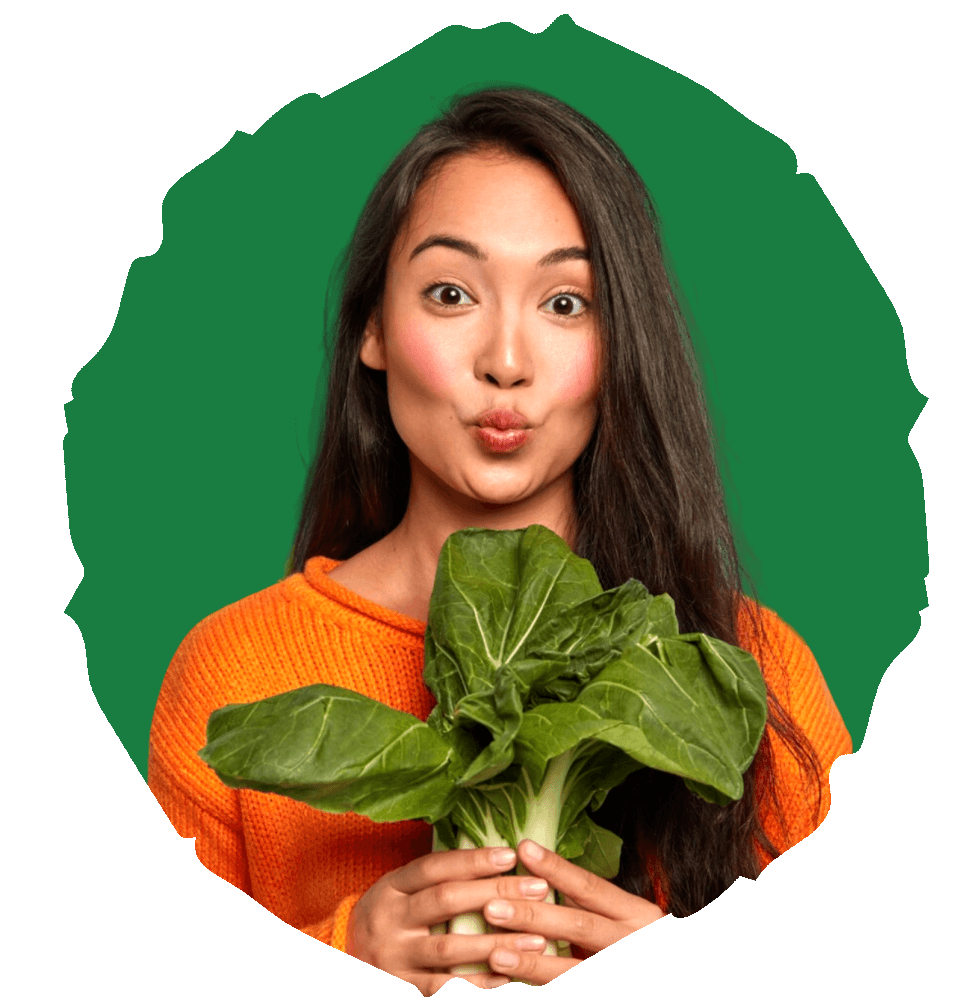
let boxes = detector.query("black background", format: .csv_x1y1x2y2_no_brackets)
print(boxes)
59,15,931,996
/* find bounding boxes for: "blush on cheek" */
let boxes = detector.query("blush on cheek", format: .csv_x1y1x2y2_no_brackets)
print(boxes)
398,323,457,393
556,338,600,400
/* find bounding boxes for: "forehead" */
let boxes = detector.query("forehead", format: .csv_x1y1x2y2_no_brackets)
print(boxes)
394,151,587,258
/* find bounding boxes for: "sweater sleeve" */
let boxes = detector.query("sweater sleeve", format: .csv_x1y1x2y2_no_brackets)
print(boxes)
148,617,363,952
739,604,853,856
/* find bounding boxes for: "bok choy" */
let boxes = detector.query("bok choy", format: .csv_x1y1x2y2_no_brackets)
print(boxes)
199,525,767,960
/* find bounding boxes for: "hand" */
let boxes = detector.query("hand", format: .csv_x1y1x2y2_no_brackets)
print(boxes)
346,845,552,995
481,839,665,984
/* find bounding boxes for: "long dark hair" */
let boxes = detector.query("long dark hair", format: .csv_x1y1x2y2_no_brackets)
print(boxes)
291,87,821,916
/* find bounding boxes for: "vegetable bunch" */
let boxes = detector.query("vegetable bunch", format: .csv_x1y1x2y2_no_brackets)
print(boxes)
199,525,767,958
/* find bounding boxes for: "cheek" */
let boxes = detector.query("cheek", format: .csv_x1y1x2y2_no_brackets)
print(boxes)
396,323,458,394
554,337,600,403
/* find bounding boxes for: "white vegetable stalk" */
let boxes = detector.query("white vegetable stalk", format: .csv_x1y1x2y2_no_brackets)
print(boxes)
432,749,578,973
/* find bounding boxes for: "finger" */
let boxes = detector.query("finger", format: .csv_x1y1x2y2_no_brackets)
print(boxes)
487,945,580,985
422,972,510,997
476,972,511,990
516,840,636,920
415,931,548,969
483,897,617,954
389,846,517,895
465,974,511,991
408,873,551,927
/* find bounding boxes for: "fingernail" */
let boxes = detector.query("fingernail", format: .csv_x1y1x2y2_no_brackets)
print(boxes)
493,949,519,970
486,900,515,920
520,878,548,896
522,840,545,861
491,848,516,867
516,935,546,951
487,976,510,988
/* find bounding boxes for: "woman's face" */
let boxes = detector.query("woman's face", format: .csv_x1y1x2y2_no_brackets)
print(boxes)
361,150,600,510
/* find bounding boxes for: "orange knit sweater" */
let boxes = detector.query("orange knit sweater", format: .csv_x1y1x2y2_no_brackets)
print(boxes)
148,556,852,951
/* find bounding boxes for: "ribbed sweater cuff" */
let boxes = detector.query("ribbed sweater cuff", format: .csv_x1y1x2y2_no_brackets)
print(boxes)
328,894,360,953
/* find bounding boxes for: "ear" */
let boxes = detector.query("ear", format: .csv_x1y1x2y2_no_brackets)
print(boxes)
359,313,387,371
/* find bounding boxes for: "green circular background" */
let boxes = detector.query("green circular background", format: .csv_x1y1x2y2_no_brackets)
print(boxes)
65,16,926,779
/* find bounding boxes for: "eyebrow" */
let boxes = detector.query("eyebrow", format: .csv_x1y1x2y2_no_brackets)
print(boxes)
408,234,590,267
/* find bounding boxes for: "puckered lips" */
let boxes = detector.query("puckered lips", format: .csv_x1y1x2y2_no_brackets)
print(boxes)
472,407,532,454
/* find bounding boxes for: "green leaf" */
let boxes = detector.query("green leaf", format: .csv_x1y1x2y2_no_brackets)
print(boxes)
199,685,457,824
200,525,769,896
559,741,646,839
450,787,502,848
423,526,603,735
514,625,766,805
432,816,459,851
472,773,532,848
573,637,767,802
562,814,623,879
514,702,620,790
524,579,666,682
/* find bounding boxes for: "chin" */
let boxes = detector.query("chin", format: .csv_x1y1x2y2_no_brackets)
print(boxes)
465,482,534,506
473,490,535,508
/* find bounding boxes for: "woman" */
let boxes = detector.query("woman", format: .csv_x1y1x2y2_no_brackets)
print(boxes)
149,88,851,992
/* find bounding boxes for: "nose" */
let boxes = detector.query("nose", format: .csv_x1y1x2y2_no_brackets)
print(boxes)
485,372,526,389
474,306,533,389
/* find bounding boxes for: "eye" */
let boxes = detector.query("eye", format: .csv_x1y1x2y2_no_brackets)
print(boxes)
422,284,469,309
422,282,589,319
548,292,589,319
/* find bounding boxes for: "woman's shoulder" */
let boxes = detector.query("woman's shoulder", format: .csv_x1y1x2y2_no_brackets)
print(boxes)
162,573,309,707
178,569,307,645
184,573,294,634
736,596,853,763
736,599,829,709
736,598,821,694
163,556,427,704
